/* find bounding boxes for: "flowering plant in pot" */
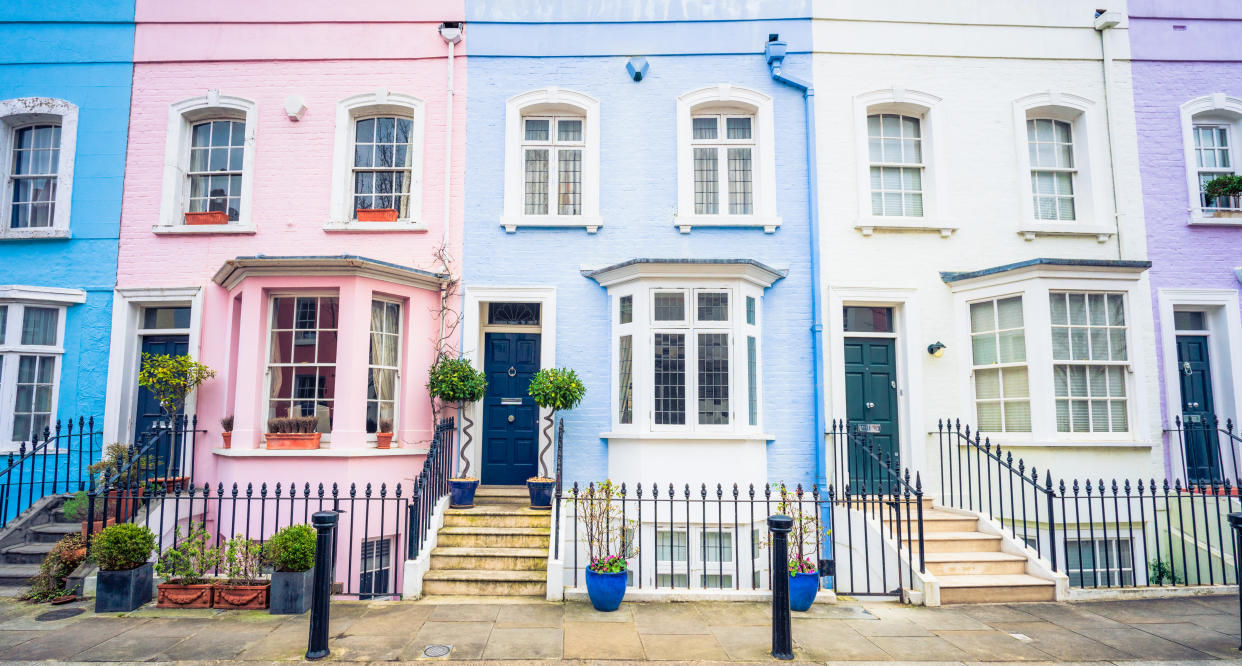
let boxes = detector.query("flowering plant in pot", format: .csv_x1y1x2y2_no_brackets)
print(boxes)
526,368,585,509
91,524,156,612
580,480,636,611
154,523,220,608
427,356,487,508
769,486,827,611
213,534,269,610
220,415,233,449
375,418,394,450
265,416,321,450
23,534,87,604
263,524,316,614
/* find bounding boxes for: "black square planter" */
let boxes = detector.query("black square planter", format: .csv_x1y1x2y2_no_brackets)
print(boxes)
95,562,153,613
269,569,313,614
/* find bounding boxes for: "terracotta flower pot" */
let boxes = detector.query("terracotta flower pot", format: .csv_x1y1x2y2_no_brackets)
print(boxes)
184,211,229,225
355,208,399,222
213,581,270,610
151,476,189,494
82,516,116,538
157,581,215,608
375,432,393,449
221,432,232,449
265,432,322,450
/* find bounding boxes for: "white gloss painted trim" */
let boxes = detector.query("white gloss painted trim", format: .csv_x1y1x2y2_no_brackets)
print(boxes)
0,97,78,237
503,88,601,232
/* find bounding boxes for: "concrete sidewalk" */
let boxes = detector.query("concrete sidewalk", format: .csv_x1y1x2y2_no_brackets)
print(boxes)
0,594,1238,662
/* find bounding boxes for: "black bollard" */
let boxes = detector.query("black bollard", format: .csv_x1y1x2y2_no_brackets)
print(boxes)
1230,512,1242,650
306,511,339,661
769,514,794,660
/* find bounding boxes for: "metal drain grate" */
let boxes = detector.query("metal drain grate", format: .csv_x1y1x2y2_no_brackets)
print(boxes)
422,644,452,658
35,608,84,622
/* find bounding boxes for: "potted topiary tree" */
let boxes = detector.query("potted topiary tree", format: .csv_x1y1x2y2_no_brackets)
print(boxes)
220,415,234,449
376,418,394,450
264,416,321,450
92,523,156,612
138,352,214,486
526,368,585,509
426,355,487,508
263,524,316,614
580,480,635,612
154,523,220,608
213,534,269,610
1204,174,1242,217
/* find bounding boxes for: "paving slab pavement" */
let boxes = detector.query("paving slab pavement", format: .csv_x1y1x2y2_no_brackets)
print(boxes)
0,593,1237,662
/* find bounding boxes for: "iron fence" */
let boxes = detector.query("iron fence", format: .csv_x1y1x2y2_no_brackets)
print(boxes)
1169,414,1241,486
0,417,102,527
407,416,454,559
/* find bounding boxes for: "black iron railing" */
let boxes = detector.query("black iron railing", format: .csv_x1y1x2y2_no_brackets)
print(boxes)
0,417,102,527
407,416,455,559
1170,414,1241,486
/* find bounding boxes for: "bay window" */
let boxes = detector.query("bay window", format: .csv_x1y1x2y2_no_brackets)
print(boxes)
367,299,400,434
1050,292,1129,433
267,296,338,434
969,296,1031,432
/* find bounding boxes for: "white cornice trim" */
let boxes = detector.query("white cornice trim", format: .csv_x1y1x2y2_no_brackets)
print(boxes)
0,285,86,304
212,256,448,291
582,260,788,289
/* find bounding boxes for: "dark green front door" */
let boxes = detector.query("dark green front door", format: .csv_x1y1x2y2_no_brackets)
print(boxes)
1177,335,1220,483
481,332,541,485
844,338,899,491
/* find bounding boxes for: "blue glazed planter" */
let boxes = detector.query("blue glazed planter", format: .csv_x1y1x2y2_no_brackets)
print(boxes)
527,480,555,509
449,479,479,508
789,572,819,611
585,568,627,612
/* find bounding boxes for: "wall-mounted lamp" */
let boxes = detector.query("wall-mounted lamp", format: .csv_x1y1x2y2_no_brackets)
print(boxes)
927,341,946,358
626,57,649,82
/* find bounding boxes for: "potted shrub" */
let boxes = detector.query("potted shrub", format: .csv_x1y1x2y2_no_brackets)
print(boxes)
1204,174,1242,216
580,481,635,612
92,524,156,612
23,534,87,604
220,415,234,449
263,524,316,614
138,352,214,485
154,523,220,608
184,210,229,225
376,418,394,450
356,207,399,222
87,443,157,521
265,416,322,450
213,534,269,610
526,368,585,509
61,490,111,538
772,487,827,612
427,356,487,508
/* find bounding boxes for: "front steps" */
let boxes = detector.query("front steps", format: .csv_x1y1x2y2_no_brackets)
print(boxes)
891,501,1056,604
422,486,550,597
0,494,80,596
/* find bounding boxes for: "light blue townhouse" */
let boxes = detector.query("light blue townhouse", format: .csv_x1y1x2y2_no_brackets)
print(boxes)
0,2,133,454
460,0,818,591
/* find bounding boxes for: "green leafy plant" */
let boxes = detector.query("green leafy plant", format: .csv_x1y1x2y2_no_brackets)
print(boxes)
61,490,88,522
266,416,319,434
91,523,155,572
137,353,216,417
88,442,157,485
22,534,86,601
426,356,487,405
1149,559,1179,586
154,523,219,585
220,415,234,432
262,524,316,572
528,368,586,412
221,535,265,585
766,484,828,576
579,480,637,573
1204,174,1242,200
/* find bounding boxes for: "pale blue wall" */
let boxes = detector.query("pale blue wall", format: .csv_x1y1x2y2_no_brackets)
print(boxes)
0,1,134,428
464,1,815,484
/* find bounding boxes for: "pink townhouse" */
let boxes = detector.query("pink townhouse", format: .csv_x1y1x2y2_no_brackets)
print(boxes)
103,2,466,494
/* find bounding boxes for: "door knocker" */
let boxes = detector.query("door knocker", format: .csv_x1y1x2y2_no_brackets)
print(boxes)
507,414,515,423
508,366,517,377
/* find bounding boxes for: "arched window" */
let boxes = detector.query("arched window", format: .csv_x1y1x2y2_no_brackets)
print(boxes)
1180,94,1242,222
502,88,600,232
0,98,78,238
328,90,424,229
158,92,256,231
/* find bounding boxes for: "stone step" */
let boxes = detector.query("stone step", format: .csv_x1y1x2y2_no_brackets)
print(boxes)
884,510,980,534
0,542,56,565
443,508,551,528
937,573,1056,604
474,485,529,498
0,563,42,586
422,569,546,596
437,526,550,549
28,522,82,543
904,531,1003,553
923,551,1028,576
430,547,547,571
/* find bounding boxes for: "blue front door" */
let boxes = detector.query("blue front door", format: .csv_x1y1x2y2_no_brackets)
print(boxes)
136,335,189,477
481,333,541,485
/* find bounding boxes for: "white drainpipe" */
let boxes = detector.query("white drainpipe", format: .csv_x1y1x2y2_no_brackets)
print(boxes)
1094,10,1125,259
437,22,463,345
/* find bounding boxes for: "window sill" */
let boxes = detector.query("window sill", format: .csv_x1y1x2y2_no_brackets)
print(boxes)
1016,223,1113,242
0,228,70,240
601,431,774,441
501,215,602,234
673,214,780,234
1189,210,1242,226
323,220,429,233
152,225,256,235
855,217,956,238
953,437,1153,449
213,447,429,457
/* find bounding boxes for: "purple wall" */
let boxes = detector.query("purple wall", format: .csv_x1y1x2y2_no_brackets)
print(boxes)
1130,1,1242,474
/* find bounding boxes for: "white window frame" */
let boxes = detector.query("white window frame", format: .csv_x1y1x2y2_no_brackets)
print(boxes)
1012,92,1112,241
1180,94,1242,225
519,114,586,218
852,88,952,237
156,92,257,234
675,85,779,233
967,294,1032,433
689,113,757,217
326,90,425,232
1049,291,1131,435
366,298,402,440
1026,118,1078,222
263,293,341,440
1156,289,1242,450
502,88,601,233
0,286,83,450
1065,536,1134,588
0,98,77,240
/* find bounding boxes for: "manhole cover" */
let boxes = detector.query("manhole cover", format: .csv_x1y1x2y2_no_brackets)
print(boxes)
35,608,83,622
422,644,452,658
